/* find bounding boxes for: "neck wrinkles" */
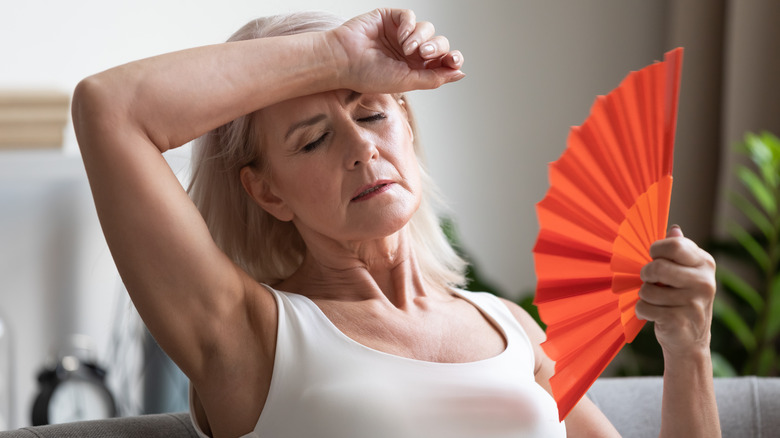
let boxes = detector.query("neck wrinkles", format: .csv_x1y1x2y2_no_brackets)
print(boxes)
277,227,431,308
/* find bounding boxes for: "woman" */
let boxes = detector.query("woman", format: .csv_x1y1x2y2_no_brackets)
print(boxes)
72,8,721,438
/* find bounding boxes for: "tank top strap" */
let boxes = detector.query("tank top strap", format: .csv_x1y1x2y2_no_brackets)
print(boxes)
451,289,537,375
191,286,564,438
269,285,538,374
260,284,338,379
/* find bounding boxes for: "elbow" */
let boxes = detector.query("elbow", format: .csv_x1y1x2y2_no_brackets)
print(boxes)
71,75,117,148
72,73,165,153
72,75,105,149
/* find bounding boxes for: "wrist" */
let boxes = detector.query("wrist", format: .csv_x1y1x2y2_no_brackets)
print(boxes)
269,31,343,97
313,30,348,91
662,346,713,375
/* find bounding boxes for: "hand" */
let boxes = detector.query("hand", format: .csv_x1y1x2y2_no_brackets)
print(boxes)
636,226,717,359
328,8,465,94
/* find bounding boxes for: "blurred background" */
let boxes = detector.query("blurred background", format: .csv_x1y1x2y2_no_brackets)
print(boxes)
1,0,778,430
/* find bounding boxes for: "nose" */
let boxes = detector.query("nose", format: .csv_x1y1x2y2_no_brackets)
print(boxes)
343,123,378,170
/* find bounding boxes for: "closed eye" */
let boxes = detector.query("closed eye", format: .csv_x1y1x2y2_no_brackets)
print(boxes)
358,113,386,123
301,114,384,153
302,132,329,153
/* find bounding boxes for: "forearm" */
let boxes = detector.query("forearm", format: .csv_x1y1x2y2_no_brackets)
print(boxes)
659,348,721,438
73,31,341,152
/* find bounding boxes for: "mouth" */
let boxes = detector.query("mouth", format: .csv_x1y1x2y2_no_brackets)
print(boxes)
351,182,393,202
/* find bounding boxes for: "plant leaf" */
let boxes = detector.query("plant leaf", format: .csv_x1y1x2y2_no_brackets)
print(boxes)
711,351,738,377
727,220,770,272
713,298,757,352
756,348,776,376
766,273,780,339
759,131,780,166
737,164,776,215
728,191,774,239
716,267,764,312
745,132,778,188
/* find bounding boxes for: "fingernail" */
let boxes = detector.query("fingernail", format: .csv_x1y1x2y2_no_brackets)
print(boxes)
404,40,418,55
420,44,434,55
399,30,410,43
668,224,683,237
452,54,460,64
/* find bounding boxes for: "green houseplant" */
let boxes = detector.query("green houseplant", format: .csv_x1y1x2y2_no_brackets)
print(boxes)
711,131,780,376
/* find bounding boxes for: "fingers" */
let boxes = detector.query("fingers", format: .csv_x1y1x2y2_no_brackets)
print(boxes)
341,8,465,92
402,21,435,56
394,11,463,71
423,50,464,72
666,224,684,238
635,227,716,355
641,261,697,290
446,50,464,69
633,295,709,332
638,282,701,308
640,227,716,299
419,35,448,59
634,287,713,352
393,9,417,45
649,230,715,269
635,274,715,355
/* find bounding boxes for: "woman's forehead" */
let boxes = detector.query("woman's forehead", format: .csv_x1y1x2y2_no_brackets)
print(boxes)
256,91,396,131
268,90,394,112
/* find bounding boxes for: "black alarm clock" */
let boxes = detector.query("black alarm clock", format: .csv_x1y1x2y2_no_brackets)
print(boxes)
31,343,117,425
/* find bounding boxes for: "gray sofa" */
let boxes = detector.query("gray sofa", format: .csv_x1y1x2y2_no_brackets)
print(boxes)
2,377,777,437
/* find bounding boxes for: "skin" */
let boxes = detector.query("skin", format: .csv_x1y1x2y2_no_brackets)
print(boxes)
71,8,720,438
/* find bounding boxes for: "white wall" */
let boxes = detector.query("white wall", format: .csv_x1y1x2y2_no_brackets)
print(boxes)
0,0,668,428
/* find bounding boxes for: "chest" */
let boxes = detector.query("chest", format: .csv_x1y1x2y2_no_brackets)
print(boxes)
315,298,508,364
256,293,564,437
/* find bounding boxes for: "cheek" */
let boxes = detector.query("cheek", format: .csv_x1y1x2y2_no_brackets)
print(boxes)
284,168,328,200
272,162,341,217
392,127,422,191
382,118,417,166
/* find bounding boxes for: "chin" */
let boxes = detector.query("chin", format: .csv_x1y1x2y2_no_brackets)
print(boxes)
352,204,418,241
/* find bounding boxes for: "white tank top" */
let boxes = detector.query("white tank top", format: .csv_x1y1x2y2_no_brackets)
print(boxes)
190,287,566,438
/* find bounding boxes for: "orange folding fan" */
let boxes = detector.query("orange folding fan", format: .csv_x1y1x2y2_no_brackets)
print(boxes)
532,48,683,421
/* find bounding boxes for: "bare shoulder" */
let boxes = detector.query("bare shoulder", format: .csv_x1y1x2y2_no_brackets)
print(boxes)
497,297,547,345
498,298,620,437
244,278,280,343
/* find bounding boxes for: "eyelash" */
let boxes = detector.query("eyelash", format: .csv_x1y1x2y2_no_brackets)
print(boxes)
359,113,387,123
300,113,387,153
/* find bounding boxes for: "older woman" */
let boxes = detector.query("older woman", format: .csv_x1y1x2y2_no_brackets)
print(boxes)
72,8,720,438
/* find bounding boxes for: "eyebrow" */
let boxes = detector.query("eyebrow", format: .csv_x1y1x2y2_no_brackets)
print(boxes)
345,90,362,104
284,114,326,142
283,91,363,141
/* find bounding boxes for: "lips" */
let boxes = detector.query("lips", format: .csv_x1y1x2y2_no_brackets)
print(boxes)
351,181,393,202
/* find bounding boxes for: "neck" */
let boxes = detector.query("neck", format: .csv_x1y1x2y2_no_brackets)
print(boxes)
277,228,433,308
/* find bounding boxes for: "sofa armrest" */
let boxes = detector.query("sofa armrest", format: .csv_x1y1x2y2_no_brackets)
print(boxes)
0,412,197,438
588,376,780,438
4,377,778,437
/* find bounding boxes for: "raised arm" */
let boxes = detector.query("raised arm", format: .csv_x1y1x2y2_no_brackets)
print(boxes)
71,32,339,378
72,8,464,381
503,226,720,437
637,226,721,437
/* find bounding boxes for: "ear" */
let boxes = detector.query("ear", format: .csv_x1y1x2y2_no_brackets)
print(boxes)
396,96,414,142
240,166,294,222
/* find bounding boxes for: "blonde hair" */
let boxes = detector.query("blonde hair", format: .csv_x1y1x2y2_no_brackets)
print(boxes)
187,11,467,288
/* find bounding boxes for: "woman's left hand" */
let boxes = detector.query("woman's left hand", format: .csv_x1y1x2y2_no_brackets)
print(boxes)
636,225,717,358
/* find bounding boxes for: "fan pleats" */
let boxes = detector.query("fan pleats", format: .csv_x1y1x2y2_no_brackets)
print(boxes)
533,48,683,421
